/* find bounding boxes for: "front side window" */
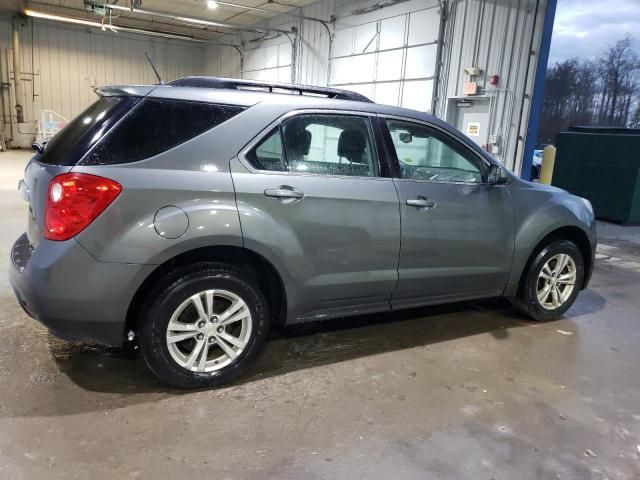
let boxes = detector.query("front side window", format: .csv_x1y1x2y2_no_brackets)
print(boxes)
245,114,379,177
387,120,484,183
82,99,244,165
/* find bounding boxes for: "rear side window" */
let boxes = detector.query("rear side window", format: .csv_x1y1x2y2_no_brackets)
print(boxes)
246,128,286,171
245,114,379,177
38,97,124,165
82,99,244,165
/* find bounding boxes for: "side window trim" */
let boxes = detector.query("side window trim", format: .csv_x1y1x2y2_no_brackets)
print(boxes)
371,116,399,178
278,124,290,171
239,110,386,180
379,115,490,184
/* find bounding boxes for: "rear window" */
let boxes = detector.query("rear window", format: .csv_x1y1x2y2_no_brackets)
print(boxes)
81,98,245,165
37,97,124,165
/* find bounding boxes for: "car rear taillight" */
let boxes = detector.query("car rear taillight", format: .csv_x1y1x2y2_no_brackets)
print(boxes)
44,173,122,241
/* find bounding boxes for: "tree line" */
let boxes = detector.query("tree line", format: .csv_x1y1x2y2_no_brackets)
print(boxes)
538,36,640,144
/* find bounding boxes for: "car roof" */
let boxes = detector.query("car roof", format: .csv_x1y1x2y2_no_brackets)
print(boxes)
96,77,498,169
96,77,444,127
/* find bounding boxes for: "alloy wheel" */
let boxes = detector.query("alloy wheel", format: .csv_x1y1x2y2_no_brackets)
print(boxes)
165,289,252,372
536,253,577,310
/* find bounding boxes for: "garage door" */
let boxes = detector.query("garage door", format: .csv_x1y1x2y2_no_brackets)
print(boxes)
242,35,294,83
329,5,440,112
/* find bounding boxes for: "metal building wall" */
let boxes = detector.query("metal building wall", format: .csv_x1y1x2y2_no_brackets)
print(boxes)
204,0,338,85
204,0,547,175
440,0,546,173
204,44,242,79
0,16,205,130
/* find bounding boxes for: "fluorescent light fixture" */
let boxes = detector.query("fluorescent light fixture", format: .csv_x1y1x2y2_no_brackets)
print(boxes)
22,9,206,42
101,3,291,34
207,0,219,9
24,9,106,28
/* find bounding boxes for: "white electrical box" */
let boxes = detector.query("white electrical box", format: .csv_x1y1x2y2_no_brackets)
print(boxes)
464,66,482,76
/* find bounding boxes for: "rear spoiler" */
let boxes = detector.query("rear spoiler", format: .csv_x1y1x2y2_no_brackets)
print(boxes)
93,85,157,98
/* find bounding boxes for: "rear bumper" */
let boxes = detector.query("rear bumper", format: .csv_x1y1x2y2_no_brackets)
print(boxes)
9,233,154,346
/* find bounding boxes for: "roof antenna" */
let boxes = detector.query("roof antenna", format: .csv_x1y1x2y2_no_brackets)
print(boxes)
145,51,163,85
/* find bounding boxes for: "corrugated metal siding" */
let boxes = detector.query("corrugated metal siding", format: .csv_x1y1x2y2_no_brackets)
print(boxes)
0,16,205,125
204,44,242,78
203,0,547,174
440,0,545,172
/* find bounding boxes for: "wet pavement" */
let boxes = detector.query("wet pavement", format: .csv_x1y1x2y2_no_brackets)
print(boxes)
1,150,639,479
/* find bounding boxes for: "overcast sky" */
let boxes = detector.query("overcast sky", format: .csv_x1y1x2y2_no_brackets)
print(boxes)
548,0,640,65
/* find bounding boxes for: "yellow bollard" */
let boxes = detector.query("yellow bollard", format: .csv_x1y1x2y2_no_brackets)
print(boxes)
539,145,556,185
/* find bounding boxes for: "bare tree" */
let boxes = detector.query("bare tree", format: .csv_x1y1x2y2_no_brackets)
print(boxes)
597,36,638,125
539,35,640,144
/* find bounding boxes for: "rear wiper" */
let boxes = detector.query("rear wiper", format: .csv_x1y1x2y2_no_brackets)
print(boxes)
31,142,45,154
31,142,47,154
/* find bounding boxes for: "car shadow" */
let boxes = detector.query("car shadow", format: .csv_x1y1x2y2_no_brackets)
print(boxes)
243,299,525,382
50,298,527,394
19,292,603,417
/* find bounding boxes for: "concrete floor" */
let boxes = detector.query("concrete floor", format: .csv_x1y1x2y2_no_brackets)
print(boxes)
1,149,639,479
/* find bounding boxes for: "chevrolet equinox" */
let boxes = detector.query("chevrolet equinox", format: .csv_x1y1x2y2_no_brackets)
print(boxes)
10,77,596,388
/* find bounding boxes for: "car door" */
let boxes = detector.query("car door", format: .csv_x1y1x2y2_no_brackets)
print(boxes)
381,117,515,308
230,111,401,322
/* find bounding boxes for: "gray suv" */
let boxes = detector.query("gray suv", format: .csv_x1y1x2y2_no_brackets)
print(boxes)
10,77,596,388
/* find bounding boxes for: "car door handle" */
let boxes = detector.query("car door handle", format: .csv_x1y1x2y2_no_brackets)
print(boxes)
264,186,304,200
406,197,436,209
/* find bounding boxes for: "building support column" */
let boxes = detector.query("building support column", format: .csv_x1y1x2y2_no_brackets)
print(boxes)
521,0,557,180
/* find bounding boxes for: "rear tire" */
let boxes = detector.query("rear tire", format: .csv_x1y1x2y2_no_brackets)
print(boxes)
515,240,584,321
138,262,269,389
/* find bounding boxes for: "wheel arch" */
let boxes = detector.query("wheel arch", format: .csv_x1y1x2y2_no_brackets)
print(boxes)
517,225,593,295
124,245,288,342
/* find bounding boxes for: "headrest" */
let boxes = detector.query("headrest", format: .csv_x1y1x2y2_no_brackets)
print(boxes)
284,123,311,158
338,129,366,162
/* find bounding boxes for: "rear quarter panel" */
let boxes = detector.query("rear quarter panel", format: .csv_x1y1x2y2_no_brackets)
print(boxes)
72,105,281,264
72,166,243,264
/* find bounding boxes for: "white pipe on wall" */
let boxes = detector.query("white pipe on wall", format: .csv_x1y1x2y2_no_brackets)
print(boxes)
12,18,24,124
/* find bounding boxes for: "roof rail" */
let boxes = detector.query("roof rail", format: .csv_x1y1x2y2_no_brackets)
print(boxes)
167,76,373,103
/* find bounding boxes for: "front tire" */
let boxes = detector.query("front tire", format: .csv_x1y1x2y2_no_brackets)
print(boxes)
138,262,270,388
515,240,584,321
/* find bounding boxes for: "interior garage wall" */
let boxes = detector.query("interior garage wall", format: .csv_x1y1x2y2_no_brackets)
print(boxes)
438,0,546,175
329,0,441,111
203,0,443,110
0,16,205,132
204,0,339,85
204,0,547,175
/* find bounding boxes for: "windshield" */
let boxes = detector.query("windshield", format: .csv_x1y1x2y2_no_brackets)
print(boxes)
38,97,123,165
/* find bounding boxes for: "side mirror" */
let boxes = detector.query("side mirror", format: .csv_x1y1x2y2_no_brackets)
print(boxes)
488,164,508,185
399,132,413,143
